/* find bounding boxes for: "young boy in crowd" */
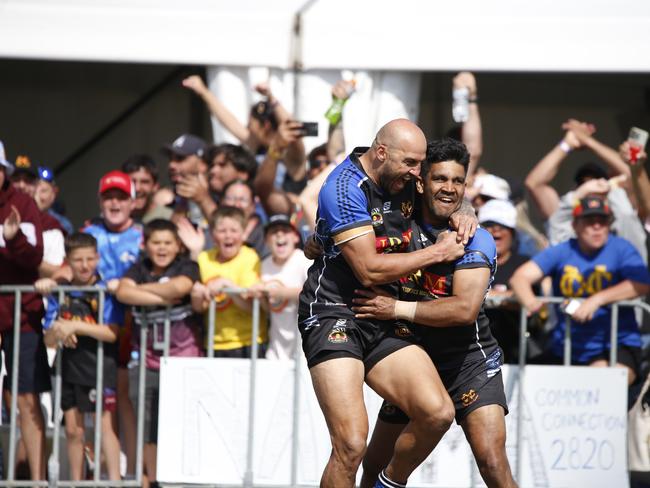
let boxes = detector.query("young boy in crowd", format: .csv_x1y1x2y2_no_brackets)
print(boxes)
116,219,202,488
191,206,267,357
249,214,310,359
83,170,142,477
35,233,121,481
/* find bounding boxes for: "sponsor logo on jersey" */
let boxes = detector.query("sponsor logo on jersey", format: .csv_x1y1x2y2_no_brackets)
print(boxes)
383,201,392,213
375,229,413,254
460,389,479,407
335,318,347,327
401,201,413,218
328,326,348,343
371,208,383,226
421,271,449,297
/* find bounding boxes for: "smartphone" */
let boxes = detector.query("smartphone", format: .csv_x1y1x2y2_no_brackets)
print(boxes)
561,299,581,316
298,122,319,137
628,127,649,165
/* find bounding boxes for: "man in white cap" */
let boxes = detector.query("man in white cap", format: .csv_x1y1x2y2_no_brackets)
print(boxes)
479,199,544,363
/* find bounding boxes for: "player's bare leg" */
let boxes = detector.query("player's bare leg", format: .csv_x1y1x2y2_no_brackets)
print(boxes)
366,345,454,486
360,419,404,488
310,357,368,488
461,404,517,488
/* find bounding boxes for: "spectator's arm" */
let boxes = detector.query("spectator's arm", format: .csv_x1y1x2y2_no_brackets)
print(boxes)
191,282,210,313
509,260,545,315
454,72,482,178
49,318,118,344
174,173,216,221
1,204,43,268
182,75,250,144
135,276,194,302
298,163,336,232
326,80,355,163
115,278,168,306
524,131,580,220
564,119,630,179
39,261,63,278
571,279,650,323
255,83,291,124
620,142,650,221
254,120,305,207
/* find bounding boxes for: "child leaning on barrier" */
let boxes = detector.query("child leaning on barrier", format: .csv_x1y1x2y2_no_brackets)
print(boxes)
34,232,121,481
191,205,267,358
115,218,202,487
247,214,310,359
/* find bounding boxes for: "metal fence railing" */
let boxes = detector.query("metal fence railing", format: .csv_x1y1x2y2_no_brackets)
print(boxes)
1,284,648,487
0,285,145,488
513,297,650,483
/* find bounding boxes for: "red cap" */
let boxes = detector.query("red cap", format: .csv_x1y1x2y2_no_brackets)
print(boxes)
98,170,134,197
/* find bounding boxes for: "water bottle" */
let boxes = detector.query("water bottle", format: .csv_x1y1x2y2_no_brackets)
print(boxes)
127,350,139,370
324,81,355,126
452,87,470,123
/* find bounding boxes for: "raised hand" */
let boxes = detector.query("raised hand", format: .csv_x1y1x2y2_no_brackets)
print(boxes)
3,205,21,241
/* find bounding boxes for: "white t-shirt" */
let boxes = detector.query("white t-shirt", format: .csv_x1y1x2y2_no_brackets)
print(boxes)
261,249,310,360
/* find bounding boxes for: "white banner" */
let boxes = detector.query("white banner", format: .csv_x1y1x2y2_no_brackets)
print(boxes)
157,359,628,487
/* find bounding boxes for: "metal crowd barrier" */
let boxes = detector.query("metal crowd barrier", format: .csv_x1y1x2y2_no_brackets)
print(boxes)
512,296,650,483
0,285,147,488
5,283,647,488
0,285,268,488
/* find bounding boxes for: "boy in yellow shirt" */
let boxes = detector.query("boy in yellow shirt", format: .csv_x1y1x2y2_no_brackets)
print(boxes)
192,206,267,357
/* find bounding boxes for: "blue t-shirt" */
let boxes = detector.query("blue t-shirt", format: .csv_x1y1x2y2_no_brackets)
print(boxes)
83,221,142,325
44,277,122,329
532,235,650,363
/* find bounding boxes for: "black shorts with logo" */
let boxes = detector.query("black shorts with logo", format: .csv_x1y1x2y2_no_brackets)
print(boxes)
298,314,417,372
61,381,117,414
379,347,508,424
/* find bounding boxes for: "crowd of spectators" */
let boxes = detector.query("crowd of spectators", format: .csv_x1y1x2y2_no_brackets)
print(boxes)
0,71,649,485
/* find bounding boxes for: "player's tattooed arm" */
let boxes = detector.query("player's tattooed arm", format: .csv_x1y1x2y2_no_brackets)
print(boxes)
449,199,478,245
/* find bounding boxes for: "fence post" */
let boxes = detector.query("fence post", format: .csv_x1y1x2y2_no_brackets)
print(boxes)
515,305,527,485
93,290,105,482
7,290,22,482
290,331,302,488
163,306,171,358
48,290,65,487
135,318,148,485
243,297,260,488
609,303,619,367
207,299,216,358
563,311,572,366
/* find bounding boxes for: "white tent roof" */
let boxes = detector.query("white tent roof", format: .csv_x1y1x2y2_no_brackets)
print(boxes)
2,0,650,72
0,0,304,67
300,0,650,72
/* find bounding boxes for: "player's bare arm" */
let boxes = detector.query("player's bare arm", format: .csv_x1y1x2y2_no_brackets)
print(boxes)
338,228,465,287
352,266,490,326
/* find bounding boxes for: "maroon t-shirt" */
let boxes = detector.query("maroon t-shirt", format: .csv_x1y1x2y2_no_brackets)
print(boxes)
0,183,44,333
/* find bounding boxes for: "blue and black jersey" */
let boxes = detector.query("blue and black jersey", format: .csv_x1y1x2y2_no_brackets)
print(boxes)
298,148,416,323
404,222,500,370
